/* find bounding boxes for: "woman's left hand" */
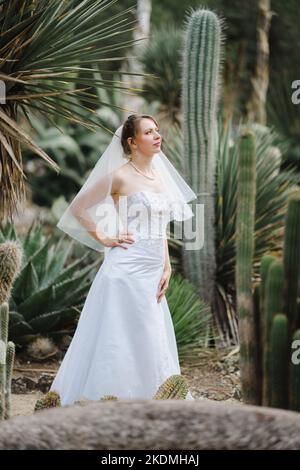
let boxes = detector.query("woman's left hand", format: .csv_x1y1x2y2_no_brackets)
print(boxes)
157,266,172,303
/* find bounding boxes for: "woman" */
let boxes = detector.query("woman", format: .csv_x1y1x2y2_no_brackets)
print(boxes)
50,114,197,405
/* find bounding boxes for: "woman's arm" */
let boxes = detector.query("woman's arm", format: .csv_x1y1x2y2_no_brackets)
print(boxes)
164,238,171,271
70,174,113,244
157,238,172,303
69,172,132,248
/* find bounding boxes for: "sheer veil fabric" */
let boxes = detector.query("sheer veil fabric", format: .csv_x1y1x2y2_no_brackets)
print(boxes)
56,124,197,255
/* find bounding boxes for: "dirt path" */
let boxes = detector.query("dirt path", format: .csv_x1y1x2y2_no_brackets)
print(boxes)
10,347,241,417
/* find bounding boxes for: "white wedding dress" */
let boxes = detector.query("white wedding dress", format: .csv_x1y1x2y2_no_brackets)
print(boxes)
50,190,194,405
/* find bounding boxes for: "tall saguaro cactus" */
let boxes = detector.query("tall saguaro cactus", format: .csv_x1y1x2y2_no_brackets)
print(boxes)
235,129,258,404
181,9,223,314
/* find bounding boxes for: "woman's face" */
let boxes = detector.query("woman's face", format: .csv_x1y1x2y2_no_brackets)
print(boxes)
128,118,161,156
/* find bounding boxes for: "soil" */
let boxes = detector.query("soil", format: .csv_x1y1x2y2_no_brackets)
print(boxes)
10,347,241,418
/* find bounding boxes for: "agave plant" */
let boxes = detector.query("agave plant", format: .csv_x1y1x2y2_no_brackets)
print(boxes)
0,0,150,220
0,221,99,348
166,272,215,365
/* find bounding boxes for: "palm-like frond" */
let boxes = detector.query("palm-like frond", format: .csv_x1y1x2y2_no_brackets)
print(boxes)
0,0,152,220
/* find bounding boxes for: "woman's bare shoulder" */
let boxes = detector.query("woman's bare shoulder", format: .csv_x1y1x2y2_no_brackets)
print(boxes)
111,163,131,194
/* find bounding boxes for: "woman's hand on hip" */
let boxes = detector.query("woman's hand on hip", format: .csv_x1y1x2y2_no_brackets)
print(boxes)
98,232,135,249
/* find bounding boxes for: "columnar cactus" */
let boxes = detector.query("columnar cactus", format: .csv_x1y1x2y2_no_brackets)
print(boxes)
181,9,223,309
289,329,300,411
0,241,22,420
237,189,300,410
235,129,257,404
0,240,23,304
0,302,15,420
269,313,288,409
262,259,284,406
282,194,300,338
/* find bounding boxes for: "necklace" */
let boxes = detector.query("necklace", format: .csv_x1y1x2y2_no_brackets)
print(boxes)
129,160,156,180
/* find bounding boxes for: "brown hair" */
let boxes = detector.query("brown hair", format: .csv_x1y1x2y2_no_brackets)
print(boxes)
121,114,158,158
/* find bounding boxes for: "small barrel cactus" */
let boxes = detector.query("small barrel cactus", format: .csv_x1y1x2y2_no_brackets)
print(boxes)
153,374,189,399
99,395,118,401
34,391,61,412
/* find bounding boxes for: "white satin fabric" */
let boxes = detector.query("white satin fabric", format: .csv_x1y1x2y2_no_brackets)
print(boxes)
50,191,194,404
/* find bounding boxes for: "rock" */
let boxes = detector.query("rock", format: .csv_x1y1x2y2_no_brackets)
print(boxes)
11,377,39,394
37,373,55,393
1,400,300,449
11,378,28,394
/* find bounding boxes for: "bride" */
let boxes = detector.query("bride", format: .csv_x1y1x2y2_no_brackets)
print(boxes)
49,114,197,405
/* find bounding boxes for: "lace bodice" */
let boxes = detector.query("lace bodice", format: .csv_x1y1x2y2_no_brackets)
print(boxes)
116,190,173,240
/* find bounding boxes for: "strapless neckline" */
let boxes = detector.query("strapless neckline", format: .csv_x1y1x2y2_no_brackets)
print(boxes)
116,190,168,203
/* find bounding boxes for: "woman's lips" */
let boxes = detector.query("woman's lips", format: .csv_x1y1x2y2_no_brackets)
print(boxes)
154,142,161,146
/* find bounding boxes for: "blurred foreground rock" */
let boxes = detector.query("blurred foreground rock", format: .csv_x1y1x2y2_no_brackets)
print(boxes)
0,399,300,449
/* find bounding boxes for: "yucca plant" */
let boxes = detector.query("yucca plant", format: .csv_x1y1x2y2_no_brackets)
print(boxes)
0,221,99,348
138,25,184,124
22,70,132,207
0,0,150,220
162,117,300,345
166,272,215,365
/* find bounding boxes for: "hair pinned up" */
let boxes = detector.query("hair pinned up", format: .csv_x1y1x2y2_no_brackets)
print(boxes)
121,114,158,158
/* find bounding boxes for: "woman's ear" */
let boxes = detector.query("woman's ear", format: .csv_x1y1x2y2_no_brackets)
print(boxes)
128,136,136,150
